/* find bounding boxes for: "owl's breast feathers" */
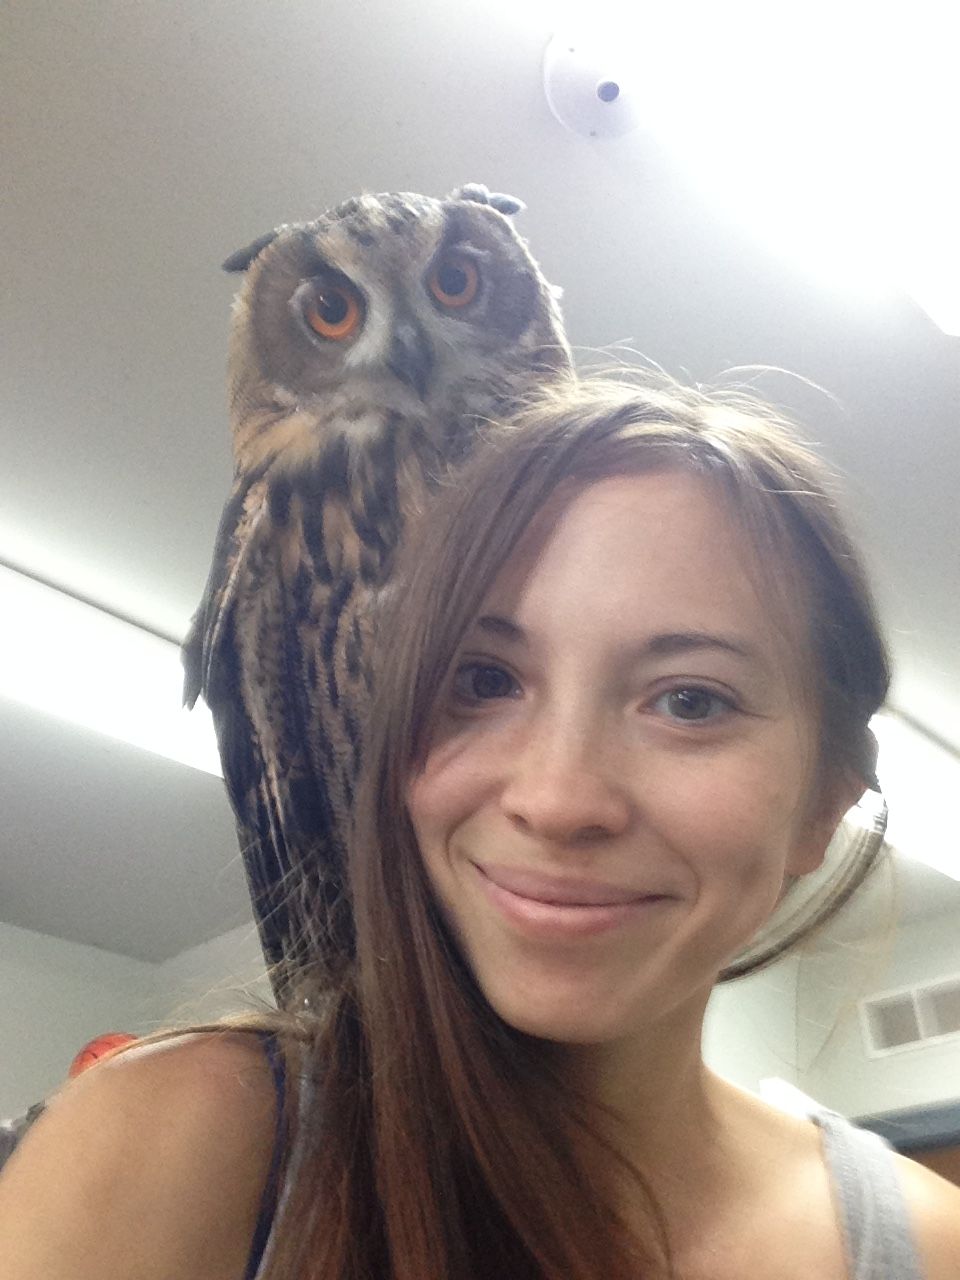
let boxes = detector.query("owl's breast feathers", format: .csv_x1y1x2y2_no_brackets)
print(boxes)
183,403,443,835
190,414,383,696
182,413,416,996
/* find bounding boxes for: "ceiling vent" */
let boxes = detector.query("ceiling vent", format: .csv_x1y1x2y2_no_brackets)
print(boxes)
861,976,960,1056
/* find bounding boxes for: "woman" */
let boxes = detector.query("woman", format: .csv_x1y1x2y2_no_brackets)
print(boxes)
2,376,958,1279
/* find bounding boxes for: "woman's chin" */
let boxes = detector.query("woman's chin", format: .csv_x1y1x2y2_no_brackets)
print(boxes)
487,989,629,1046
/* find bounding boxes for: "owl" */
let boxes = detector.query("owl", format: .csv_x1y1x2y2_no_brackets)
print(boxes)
183,185,572,1009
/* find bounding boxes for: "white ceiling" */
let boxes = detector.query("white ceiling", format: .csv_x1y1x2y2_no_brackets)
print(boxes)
2,0,958,964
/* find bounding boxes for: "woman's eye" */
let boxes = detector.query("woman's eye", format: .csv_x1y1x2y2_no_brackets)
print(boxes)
450,662,517,704
653,687,734,723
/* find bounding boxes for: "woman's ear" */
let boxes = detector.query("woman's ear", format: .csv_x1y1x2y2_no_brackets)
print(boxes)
786,769,868,878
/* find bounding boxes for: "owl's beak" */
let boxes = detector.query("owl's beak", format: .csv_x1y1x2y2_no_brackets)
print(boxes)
387,319,434,400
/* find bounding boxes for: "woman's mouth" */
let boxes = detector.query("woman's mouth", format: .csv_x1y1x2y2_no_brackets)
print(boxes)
473,863,671,940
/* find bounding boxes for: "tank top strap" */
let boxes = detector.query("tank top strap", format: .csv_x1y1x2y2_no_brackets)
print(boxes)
810,1106,925,1279
243,1030,287,1280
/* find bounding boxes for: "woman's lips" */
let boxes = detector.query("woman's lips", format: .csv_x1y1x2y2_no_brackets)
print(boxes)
475,862,666,906
473,863,672,939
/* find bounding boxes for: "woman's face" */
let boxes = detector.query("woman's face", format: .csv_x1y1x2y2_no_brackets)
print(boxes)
406,471,846,1045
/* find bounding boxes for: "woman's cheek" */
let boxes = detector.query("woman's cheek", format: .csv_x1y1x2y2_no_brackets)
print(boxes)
650,754,796,858
406,739,496,841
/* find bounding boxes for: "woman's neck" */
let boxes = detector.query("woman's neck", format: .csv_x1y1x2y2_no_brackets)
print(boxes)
555,1003,779,1230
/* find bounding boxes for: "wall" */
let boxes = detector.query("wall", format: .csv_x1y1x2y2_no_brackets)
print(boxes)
704,953,804,1091
795,909,960,1118
0,918,271,1120
704,894,960,1121
0,920,158,1118
149,918,274,1026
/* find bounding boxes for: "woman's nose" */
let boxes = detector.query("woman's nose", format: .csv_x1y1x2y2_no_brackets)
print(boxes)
499,714,632,843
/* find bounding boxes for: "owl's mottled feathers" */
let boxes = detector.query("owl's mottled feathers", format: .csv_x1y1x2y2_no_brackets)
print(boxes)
183,185,572,1008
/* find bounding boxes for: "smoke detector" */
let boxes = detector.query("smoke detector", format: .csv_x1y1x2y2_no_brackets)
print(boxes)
542,33,640,140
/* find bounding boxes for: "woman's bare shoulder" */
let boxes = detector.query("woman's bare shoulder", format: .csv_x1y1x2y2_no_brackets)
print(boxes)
0,1030,278,1280
891,1150,960,1280
101,1027,278,1100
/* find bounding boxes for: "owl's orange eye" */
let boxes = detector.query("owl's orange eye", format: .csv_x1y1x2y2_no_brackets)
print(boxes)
304,282,363,340
428,254,480,309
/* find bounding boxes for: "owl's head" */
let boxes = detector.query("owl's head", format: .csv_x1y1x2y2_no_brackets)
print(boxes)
223,185,571,458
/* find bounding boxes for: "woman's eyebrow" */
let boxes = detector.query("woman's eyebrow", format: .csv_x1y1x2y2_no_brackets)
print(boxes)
642,631,762,664
474,614,765,667
475,614,526,643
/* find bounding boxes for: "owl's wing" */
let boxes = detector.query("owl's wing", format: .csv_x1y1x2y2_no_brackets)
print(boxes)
182,470,301,1001
183,471,356,1008
182,466,270,816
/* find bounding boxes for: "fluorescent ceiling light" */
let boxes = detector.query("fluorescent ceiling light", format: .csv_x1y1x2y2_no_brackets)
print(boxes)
870,711,960,881
902,284,960,341
0,564,222,777
549,2,959,330
895,203,960,337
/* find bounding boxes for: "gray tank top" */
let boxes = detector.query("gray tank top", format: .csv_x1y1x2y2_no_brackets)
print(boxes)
246,1035,926,1279
810,1105,926,1279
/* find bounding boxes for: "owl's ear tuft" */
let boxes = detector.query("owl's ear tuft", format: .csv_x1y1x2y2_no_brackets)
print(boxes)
222,229,282,273
451,184,526,217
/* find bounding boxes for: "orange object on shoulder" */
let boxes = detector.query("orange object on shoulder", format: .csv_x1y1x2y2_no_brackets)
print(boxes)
67,1033,138,1078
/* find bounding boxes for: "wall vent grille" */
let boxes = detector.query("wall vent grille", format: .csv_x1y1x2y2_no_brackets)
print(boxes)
860,975,960,1056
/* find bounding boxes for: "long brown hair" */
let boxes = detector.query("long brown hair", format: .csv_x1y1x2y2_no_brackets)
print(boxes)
113,373,891,1279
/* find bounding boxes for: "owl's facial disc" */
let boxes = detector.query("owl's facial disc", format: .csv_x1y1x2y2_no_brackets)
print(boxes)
241,193,562,413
